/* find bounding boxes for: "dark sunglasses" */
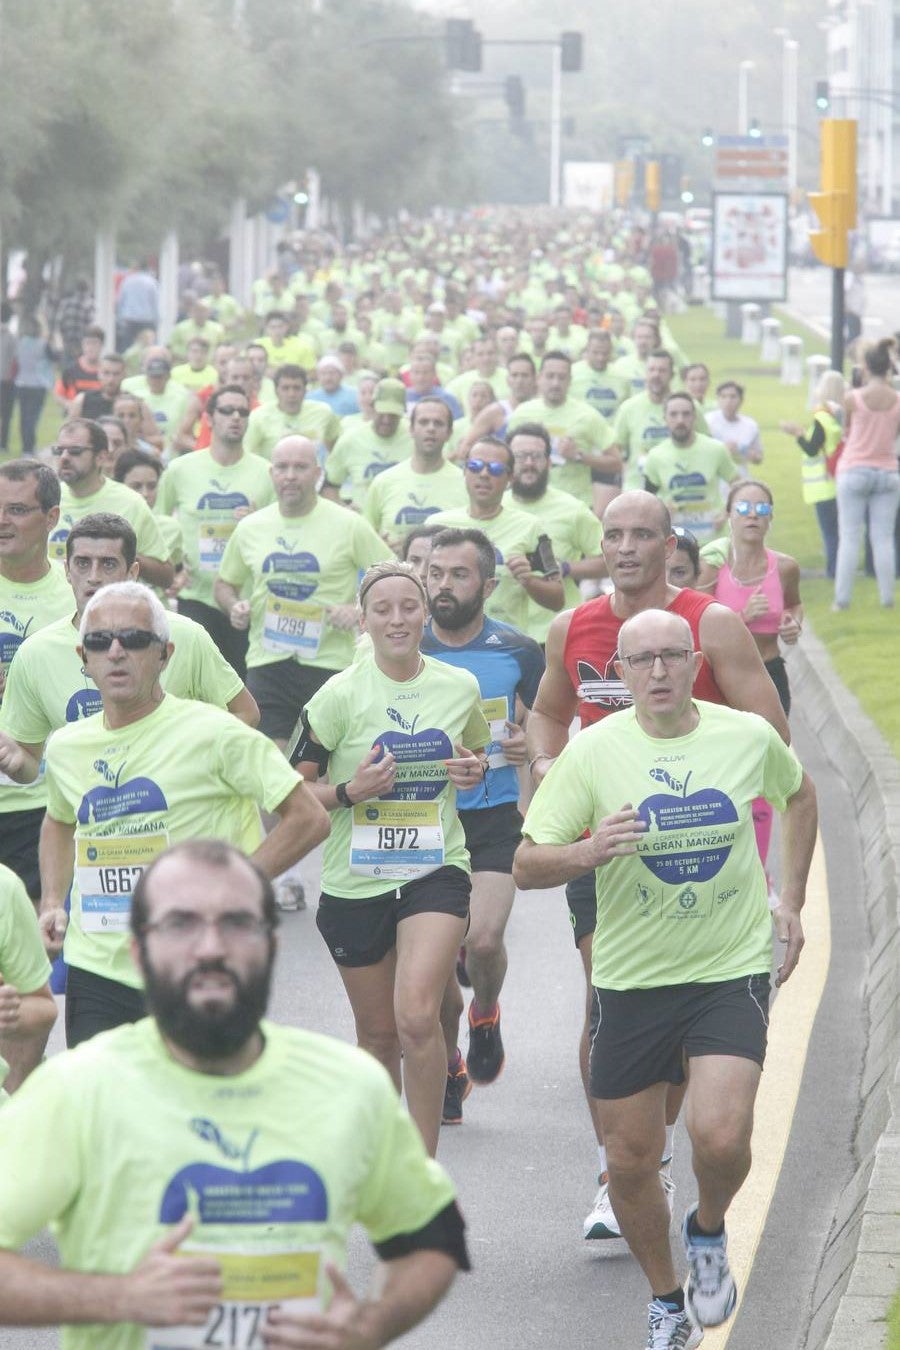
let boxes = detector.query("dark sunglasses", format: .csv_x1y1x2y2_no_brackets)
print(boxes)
215,405,251,418
465,458,508,477
82,628,164,653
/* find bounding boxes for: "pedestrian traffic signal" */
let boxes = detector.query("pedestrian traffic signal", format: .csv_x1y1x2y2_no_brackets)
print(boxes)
815,80,830,112
615,160,634,208
809,118,857,269
660,154,682,201
446,19,482,72
560,32,583,72
700,128,715,148
645,160,661,212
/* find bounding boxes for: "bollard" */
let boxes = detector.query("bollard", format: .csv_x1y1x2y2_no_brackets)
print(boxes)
780,335,804,386
740,303,761,345
806,354,831,408
760,317,782,362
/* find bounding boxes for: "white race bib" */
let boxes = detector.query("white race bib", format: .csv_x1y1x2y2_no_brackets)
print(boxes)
198,521,236,573
76,830,169,932
262,597,324,659
349,800,443,880
481,696,510,771
148,1246,320,1350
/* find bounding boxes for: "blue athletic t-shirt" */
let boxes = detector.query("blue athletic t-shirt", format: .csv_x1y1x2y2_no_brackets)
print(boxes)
421,618,544,810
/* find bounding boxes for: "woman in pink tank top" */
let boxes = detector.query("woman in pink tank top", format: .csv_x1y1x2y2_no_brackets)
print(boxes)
698,481,803,899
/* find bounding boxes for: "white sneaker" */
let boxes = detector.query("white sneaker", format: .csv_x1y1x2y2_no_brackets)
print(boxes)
583,1173,621,1240
682,1203,737,1327
646,1299,703,1348
274,878,306,912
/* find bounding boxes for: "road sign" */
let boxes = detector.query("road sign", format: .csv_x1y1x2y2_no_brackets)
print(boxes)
715,135,790,189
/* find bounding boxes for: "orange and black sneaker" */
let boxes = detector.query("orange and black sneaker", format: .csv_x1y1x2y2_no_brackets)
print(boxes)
467,1003,505,1084
442,1058,473,1125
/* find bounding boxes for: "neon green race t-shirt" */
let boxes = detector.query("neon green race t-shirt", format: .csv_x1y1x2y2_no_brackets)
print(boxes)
324,423,414,508
0,865,51,1094
218,499,392,672
642,434,738,539
522,702,803,989
509,485,602,641
156,451,276,607
44,696,300,988
305,651,489,900
243,402,341,462
507,397,612,506
428,504,546,634
0,1018,457,1350
362,460,467,550
50,480,170,569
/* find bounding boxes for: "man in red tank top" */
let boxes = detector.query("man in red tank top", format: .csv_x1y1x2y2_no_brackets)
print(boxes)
526,489,790,1245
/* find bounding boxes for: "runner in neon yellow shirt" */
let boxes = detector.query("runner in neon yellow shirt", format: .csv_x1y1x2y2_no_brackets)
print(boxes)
50,420,173,590
429,436,563,633
643,394,737,541
0,864,55,1099
322,378,413,508
216,436,392,743
507,352,618,507
0,841,467,1349
292,560,489,1156
0,460,80,899
156,385,275,676
363,398,467,552
37,582,329,1046
243,366,340,462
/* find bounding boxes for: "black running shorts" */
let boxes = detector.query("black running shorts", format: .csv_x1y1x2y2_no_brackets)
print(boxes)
589,974,771,1099
566,869,597,947
459,802,523,874
317,865,470,968
247,658,339,742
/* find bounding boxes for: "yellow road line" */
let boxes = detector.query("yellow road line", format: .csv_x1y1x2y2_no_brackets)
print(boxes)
699,832,832,1348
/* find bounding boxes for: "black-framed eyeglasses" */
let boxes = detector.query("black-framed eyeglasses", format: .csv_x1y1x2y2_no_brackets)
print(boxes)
465,458,509,477
82,628,164,653
51,444,92,457
511,449,548,463
215,405,251,418
620,648,693,671
733,501,773,517
142,911,274,942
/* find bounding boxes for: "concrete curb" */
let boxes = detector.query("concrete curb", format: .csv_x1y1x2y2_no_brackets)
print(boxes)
792,627,900,1349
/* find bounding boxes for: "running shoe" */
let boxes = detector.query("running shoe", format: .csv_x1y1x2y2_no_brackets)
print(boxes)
583,1173,620,1240
442,1059,472,1125
274,878,306,912
646,1298,703,1349
456,944,471,987
466,1003,504,1083
682,1203,737,1328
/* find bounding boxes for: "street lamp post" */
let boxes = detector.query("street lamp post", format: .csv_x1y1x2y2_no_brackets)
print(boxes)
739,59,754,135
549,41,562,206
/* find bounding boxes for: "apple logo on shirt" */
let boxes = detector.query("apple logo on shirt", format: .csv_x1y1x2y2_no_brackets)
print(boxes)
374,707,452,801
66,688,103,721
263,541,320,602
0,612,32,667
197,481,250,511
636,768,738,885
158,1120,327,1225
77,758,168,825
395,494,440,527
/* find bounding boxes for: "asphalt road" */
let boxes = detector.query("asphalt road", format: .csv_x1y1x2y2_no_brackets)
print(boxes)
785,264,900,342
5,691,867,1350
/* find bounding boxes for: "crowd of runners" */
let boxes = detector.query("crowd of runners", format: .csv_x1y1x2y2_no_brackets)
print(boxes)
0,209,827,1350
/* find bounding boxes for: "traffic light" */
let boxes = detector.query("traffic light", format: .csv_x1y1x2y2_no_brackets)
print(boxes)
505,75,525,121
809,119,857,268
816,80,831,112
749,118,762,139
660,153,682,201
645,161,661,212
701,128,715,148
614,160,634,208
560,31,583,72
446,19,482,72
